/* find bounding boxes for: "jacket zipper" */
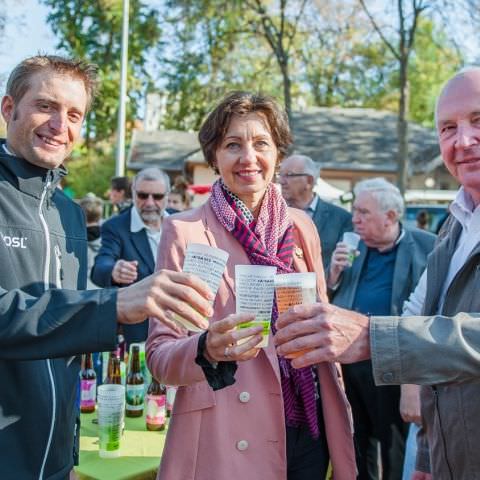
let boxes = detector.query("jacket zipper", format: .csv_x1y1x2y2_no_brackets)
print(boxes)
38,179,57,480
54,244,63,289
433,387,453,479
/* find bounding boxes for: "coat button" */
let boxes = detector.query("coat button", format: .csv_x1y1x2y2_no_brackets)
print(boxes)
382,372,394,383
239,391,250,403
236,440,249,451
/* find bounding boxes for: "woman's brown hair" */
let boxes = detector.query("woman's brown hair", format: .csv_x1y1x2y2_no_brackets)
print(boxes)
198,91,292,173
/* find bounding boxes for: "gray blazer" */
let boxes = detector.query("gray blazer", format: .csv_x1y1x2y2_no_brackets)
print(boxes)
311,196,352,271
331,227,436,316
371,217,480,478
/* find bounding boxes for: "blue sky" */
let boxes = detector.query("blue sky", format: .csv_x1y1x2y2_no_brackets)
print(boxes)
1,1,57,78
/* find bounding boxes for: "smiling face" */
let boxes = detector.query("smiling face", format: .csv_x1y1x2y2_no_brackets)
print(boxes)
214,112,278,212
133,179,168,228
437,70,480,205
1,69,87,170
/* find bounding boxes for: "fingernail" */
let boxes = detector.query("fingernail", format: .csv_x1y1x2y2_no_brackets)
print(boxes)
207,292,215,301
206,307,214,317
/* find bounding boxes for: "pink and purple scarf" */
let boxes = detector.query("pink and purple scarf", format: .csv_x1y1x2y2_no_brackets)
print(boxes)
210,180,320,438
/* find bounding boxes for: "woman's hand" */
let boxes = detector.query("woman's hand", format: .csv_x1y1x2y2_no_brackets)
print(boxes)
205,313,264,363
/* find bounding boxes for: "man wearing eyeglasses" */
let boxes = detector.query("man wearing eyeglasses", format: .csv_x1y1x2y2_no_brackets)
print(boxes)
92,167,170,344
279,154,352,271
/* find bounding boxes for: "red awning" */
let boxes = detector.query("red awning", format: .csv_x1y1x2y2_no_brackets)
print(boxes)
188,184,212,195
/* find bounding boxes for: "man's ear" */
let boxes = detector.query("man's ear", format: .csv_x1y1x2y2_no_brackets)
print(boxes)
1,95,14,124
385,209,397,225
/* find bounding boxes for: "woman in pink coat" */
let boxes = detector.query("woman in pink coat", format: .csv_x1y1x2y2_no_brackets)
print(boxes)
146,92,356,480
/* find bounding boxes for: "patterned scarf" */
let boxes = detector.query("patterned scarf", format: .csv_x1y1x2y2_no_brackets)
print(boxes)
210,180,319,438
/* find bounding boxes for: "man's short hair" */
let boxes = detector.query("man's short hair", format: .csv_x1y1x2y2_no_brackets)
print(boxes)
79,194,103,224
110,176,132,199
133,167,171,193
6,55,99,111
353,177,404,219
284,154,320,182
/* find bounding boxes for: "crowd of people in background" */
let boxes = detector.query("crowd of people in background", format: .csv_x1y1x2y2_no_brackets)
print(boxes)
3,52,480,480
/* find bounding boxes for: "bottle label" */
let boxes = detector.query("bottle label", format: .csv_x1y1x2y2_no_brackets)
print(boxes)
166,386,177,412
126,383,145,411
81,379,96,407
146,394,166,425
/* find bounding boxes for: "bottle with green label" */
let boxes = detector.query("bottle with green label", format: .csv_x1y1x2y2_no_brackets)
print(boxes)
125,345,145,417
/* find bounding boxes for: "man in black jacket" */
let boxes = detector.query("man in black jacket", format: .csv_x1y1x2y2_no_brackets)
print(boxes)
0,55,213,480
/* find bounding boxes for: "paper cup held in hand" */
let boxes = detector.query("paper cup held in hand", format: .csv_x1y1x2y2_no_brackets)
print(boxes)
175,243,229,332
274,272,317,359
235,265,276,348
342,232,360,264
97,384,125,458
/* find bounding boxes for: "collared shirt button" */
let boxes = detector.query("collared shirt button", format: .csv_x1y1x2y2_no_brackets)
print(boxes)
236,440,249,451
382,372,394,382
239,391,250,403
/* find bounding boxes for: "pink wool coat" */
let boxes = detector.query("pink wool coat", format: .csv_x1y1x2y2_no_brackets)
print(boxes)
146,202,356,480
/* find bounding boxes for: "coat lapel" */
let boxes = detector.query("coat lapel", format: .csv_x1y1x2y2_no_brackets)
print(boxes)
131,229,155,273
391,231,413,315
312,198,329,232
424,220,462,315
345,241,367,307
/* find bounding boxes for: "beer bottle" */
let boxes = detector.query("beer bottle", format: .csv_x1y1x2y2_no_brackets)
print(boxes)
105,354,122,385
146,379,167,431
166,386,177,418
80,353,96,414
125,345,145,417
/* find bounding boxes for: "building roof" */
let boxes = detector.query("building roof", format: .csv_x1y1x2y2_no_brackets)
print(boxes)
127,107,440,174
127,129,201,172
291,107,439,174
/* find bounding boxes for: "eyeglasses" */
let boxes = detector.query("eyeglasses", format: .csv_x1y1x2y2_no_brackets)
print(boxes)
277,172,311,179
135,191,166,201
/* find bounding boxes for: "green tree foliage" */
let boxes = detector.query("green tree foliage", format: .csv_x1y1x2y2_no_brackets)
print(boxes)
158,0,284,131
41,0,161,197
43,0,161,143
407,19,462,126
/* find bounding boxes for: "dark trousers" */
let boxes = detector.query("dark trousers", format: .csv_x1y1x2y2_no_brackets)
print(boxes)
342,360,408,480
286,399,329,480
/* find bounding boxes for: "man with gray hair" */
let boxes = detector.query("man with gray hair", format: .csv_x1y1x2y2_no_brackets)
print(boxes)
92,167,171,344
279,154,352,270
327,177,435,480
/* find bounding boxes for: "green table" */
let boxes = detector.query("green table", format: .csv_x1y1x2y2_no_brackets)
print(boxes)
75,412,167,480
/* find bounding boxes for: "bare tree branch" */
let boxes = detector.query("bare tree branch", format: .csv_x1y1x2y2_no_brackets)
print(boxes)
359,0,400,60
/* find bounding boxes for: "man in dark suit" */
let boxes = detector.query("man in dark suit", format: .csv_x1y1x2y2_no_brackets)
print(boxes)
279,154,352,271
92,167,170,345
327,178,436,480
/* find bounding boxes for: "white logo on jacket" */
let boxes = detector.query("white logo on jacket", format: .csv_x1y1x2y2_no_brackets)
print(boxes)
1,233,27,248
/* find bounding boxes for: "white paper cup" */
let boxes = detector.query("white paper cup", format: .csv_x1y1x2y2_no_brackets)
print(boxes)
176,243,229,332
342,232,361,263
97,384,125,458
274,273,317,359
235,265,276,348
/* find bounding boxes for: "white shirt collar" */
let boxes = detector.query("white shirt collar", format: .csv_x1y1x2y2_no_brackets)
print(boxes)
449,186,480,232
307,194,319,212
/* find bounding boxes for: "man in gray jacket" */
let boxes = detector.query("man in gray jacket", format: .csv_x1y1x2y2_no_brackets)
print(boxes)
0,55,213,480
328,178,435,479
275,68,480,480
